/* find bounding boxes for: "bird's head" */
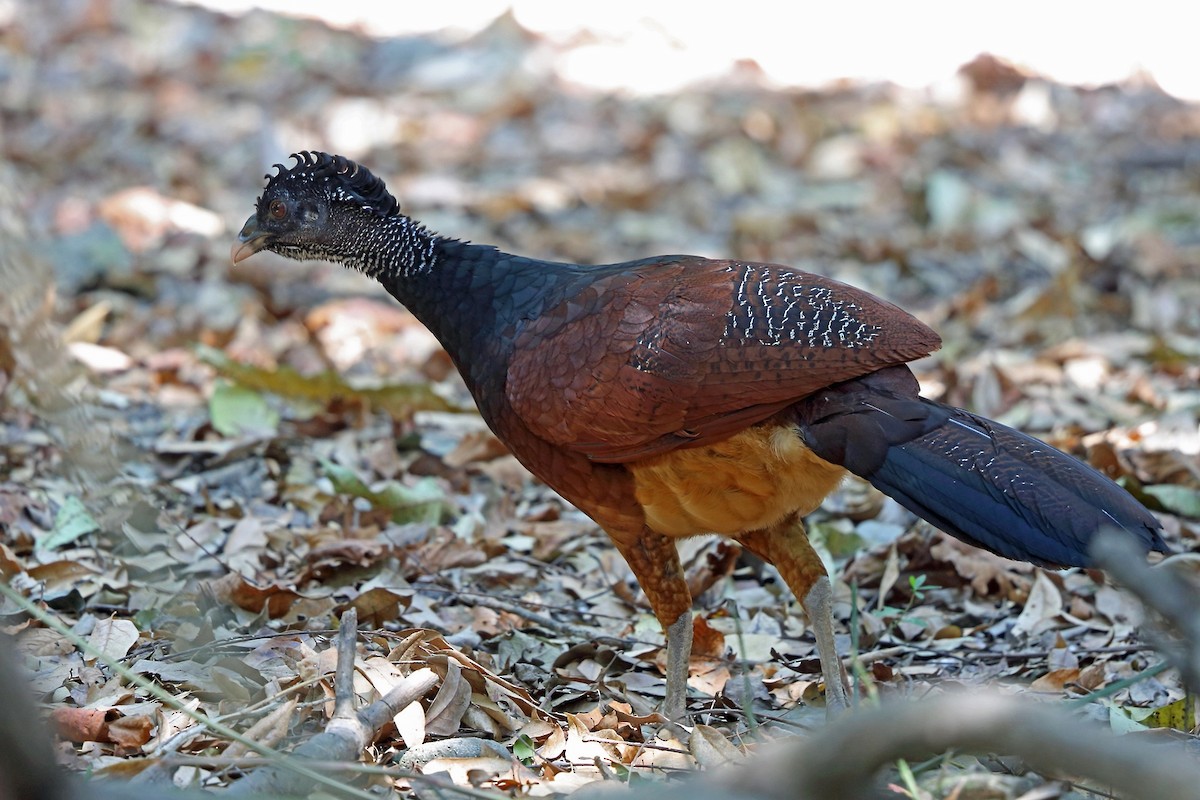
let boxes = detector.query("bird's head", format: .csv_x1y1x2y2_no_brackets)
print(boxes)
232,151,401,265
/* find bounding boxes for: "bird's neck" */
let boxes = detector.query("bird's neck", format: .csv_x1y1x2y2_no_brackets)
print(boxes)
346,215,562,398
340,213,440,282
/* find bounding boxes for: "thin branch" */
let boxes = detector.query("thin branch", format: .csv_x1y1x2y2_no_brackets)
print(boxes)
1090,530,1200,693
712,693,1200,800
463,592,602,640
333,607,360,721
226,609,439,797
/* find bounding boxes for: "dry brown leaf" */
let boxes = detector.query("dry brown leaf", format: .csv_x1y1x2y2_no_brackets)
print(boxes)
419,755,518,787
304,539,388,579
348,587,411,628
930,536,1034,599
105,714,154,749
393,698,427,749
222,516,269,569
358,654,406,696
85,618,139,663
564,712,624,764
439,643,549,720
98,186,222,251
1077,664,1107,691
26,560,99,592
443,429,511,468
207,573,301,618
1093,584,1146,631
225,695,300,762
1030,668,1081,693
538,723,567,761
152,697,202,750
426,660,471,736
688,662,732,699
684,539,741,600
1012,571,1064,638
691,614,727,660
50,707,109,743
607,704,665,727
689,724,743,769
49,705,152,750
877,542,901,610
0,541,23,577
630,728,692,771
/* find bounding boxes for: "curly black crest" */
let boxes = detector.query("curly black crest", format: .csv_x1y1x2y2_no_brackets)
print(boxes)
263,151,401,217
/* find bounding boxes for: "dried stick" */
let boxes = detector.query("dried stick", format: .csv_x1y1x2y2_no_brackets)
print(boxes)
0,635,72,800
1090,529,1200,692
227,609,438,797
702,693,1200,800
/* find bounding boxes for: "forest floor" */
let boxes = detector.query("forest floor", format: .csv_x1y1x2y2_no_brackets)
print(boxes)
2,2,1199,798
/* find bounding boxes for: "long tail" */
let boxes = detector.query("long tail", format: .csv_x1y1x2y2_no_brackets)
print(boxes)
792,366,1168,567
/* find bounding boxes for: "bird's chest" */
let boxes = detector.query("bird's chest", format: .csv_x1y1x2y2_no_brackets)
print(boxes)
628,423,846,537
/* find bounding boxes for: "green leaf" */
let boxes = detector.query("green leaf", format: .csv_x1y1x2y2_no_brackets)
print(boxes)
321,460,449,525
808,520,863,558
1143,485,1200,518
322,460,373,496
513,734,535,765
40,496,100,550
196,343,460,420
209,382,280,437
1108,704,1151,734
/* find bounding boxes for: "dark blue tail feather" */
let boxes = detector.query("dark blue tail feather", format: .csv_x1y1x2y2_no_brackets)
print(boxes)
795,366,1168,567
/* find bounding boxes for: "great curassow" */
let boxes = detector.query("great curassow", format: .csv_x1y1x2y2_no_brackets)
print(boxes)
234,152,1168,719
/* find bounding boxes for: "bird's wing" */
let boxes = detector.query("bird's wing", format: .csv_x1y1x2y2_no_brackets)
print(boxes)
505,257,941,462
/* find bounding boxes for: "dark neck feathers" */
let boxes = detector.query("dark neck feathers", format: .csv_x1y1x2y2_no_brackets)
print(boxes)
330,209,441,281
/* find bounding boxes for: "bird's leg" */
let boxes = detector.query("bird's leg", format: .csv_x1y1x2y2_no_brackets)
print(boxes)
611,528,693,722
663,608,693,722
800,573,851,714
736,520,851,716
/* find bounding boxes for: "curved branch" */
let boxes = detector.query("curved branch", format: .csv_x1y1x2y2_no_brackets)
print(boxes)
709,694,1200,800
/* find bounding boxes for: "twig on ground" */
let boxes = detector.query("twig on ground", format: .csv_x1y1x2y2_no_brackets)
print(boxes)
706,694,1200,800
462,593,604,641
0,635,72,800
589,695,1200,800
227,608,439,797
1090,530,1200,693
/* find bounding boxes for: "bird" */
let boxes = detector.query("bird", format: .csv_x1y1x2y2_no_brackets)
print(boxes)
233,151,1169,720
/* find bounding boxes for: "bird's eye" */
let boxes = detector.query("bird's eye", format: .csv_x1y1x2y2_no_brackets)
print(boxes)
268,199,288,220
